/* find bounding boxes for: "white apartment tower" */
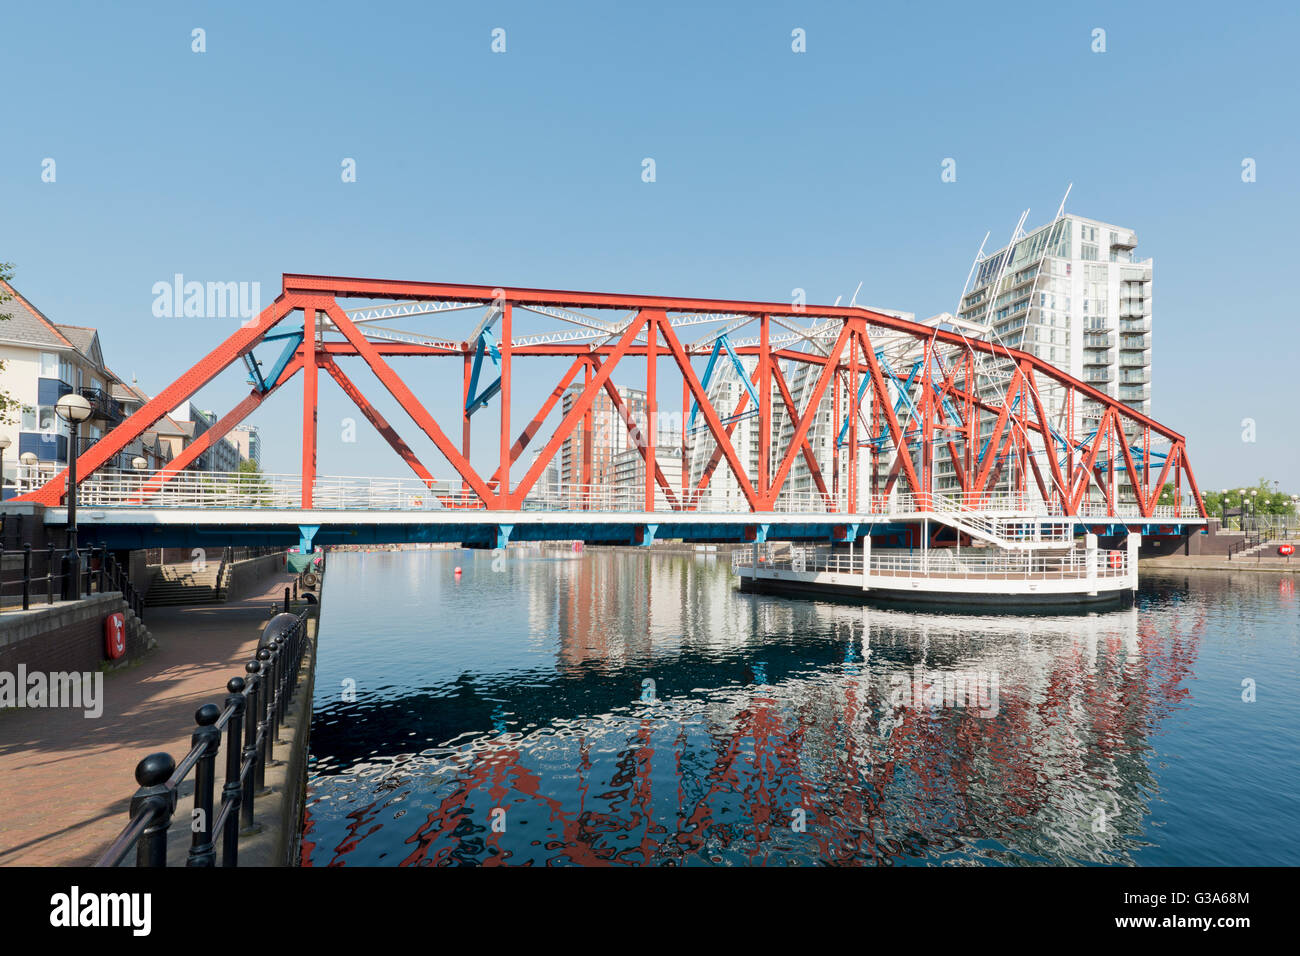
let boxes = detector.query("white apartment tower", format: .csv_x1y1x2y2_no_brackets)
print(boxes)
958,215,1152,421
955,214,1153,502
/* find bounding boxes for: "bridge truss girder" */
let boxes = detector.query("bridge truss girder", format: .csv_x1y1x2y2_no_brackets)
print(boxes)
16,274,1205,521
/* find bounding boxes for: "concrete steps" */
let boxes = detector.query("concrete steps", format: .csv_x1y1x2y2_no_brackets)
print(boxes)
1237,538,1294,559
144,561,232,607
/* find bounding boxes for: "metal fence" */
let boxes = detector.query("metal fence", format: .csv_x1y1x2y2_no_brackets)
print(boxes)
0,542,144,618
95,604,310,867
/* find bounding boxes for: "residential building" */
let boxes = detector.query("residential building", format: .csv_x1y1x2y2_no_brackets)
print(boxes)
613,433,683,508
228,424,262,468
0,280,171,491
169,403,243,472
955,213,1153,501
558,384,649,489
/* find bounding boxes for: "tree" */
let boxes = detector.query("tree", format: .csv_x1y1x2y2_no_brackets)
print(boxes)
0,262,22,424
235,457,273,506
1203,478,1295,523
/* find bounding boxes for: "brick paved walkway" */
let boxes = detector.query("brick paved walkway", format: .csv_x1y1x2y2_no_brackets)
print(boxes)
0,573,298,866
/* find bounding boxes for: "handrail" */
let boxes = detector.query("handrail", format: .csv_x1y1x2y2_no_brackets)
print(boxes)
0,541,143,619
20,467,1204,521
94,606,310,867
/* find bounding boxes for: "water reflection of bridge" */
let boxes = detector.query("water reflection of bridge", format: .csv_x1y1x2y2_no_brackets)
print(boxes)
304,554,1206,866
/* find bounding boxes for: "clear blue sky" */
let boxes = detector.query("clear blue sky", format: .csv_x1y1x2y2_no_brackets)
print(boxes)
2,0,1296,492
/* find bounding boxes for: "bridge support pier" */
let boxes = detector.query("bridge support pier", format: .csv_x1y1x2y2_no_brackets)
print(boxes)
298,524,319,555
861,532,871,591
495,524,514,551
1085,532,1098,596
1128,531,1141,592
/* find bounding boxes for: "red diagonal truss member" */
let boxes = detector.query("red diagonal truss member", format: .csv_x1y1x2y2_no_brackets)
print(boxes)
22,294,297,506
14,274,1205,522
319,356,436,489
128,356,304,503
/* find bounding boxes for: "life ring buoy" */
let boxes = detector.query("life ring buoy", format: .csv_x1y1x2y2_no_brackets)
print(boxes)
105,612,127,660
1108,552,1123,570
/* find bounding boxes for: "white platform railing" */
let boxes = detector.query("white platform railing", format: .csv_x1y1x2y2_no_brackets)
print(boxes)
733,546,1130,581
20,468,1199,522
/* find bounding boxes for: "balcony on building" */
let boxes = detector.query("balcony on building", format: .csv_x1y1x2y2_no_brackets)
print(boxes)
18,431,68,463
36,376,74,407
79,385,124,426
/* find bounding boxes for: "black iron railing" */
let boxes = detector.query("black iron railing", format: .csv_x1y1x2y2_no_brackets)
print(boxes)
0,541,143,618
79,386,125,425
95,606,311,867
1227,529,1266,560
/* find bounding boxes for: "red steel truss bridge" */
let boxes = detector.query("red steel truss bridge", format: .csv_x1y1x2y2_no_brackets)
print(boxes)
8,274,1206,552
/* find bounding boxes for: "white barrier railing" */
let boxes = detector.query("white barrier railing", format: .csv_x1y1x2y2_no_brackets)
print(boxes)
27,468,1198,522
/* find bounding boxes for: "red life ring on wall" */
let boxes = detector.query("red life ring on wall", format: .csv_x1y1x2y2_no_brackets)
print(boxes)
105,612,127,660
1280,544,1295,557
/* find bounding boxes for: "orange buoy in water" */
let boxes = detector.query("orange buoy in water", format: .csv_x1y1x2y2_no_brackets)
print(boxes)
454,566,463,575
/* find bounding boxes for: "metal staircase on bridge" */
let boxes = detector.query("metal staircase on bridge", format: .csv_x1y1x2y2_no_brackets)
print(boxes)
917,493,1076,552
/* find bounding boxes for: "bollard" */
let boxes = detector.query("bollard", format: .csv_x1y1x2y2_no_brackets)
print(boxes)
186,704,222,867
220,677,245,866
255,647,273,790
268,637,285,744
240,661,262,832
130,753,177,868
283,587,290,613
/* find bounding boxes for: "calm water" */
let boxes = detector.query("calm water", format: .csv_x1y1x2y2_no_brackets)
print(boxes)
302,548,1298,866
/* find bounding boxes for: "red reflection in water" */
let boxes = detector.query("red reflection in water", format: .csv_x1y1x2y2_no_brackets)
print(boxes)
305,560,1210,866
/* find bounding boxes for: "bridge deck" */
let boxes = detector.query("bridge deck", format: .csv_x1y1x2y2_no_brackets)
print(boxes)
6,500,1204,551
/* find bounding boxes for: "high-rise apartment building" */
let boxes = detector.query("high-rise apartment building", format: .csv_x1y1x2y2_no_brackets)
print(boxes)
958,215,1152,421
558,384,649,488
954,214,1153,501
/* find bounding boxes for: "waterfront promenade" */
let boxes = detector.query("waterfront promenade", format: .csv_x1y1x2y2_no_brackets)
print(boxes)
1141,554,1300,573
0,572,298,866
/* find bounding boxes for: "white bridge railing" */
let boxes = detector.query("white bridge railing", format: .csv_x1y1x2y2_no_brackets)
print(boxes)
32,468,1196,521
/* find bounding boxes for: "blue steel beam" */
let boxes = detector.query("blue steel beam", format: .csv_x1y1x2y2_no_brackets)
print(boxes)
687,335,760,433
464,331,503,416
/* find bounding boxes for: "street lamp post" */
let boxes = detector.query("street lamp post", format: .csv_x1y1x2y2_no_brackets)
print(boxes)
132,455,147,501
0,436,11,501
19,452,38,493
55,392,93,600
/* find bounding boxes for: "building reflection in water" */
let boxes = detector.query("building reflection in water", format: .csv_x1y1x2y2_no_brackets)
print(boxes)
302,549,1207,866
